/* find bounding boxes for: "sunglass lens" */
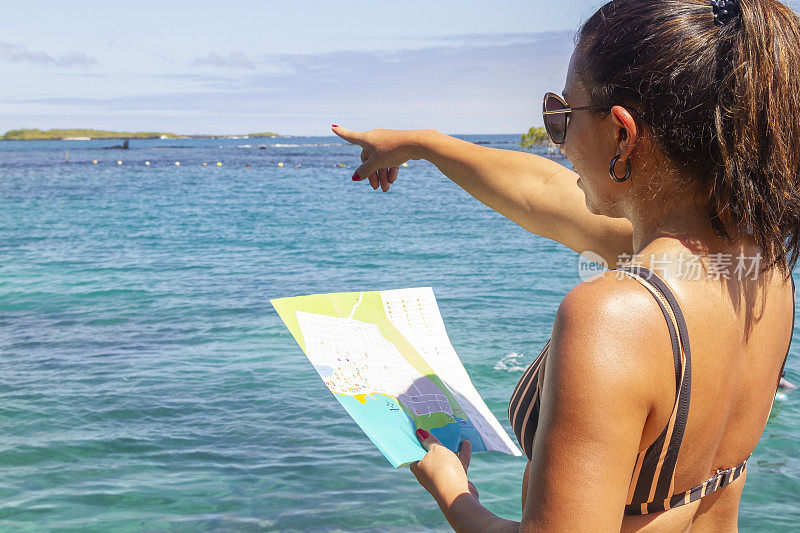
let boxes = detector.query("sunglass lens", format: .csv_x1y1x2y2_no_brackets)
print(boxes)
544,94,567,143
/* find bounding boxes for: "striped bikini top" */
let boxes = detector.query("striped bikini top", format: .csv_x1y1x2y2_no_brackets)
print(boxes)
508,265,796,515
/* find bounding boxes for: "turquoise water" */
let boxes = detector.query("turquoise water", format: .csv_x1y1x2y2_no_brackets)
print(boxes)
1,136,797,531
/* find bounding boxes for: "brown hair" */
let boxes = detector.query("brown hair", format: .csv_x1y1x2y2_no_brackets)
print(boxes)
576,0,800,278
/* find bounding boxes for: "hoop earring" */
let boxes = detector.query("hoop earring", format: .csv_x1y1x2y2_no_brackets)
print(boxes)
609,155,631,182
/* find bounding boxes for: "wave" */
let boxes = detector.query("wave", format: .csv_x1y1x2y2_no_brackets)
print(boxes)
493,352,528,373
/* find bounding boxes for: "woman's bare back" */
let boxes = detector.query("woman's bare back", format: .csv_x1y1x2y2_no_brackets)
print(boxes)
520,239,794,532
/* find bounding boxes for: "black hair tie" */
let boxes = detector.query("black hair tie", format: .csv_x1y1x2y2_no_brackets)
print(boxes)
710,0,739,26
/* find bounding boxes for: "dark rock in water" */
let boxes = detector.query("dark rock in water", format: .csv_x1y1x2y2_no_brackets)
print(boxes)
103,139,130,150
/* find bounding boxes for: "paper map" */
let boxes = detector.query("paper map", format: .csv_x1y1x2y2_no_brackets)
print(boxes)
270,287,522,468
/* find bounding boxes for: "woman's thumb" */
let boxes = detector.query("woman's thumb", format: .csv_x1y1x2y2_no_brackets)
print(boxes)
458,440,472,473
415,428,441,451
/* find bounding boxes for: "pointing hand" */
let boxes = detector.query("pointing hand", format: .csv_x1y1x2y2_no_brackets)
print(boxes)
331,125,429,191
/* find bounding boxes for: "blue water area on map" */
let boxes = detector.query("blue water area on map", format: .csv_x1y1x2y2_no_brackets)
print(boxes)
336,393,424,468
334,384,490,467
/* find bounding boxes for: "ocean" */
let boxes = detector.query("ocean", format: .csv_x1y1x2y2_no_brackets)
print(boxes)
1,135,797,531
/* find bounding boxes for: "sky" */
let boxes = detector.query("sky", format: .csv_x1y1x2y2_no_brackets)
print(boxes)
1,0,796,136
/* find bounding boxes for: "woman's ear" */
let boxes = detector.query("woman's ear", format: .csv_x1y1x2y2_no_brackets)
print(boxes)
610,105,638,160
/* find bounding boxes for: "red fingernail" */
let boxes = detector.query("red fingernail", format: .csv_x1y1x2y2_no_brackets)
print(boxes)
416,428,429,440
352,172,360,181
332,124,338,127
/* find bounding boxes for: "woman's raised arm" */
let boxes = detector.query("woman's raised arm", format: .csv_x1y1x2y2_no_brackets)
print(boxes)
333,126,633,267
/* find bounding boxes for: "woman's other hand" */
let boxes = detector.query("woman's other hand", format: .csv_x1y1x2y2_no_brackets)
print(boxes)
409,428,479,506
331,125,430,192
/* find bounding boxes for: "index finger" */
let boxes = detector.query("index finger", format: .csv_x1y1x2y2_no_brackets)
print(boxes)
332,125,367,147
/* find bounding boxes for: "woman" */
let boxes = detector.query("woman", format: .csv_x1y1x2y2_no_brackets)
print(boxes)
333,0,799,530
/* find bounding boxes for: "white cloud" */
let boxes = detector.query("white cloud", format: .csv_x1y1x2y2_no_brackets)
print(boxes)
0,42,96,67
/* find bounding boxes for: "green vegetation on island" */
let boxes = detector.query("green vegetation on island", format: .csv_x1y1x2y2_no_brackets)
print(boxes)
520,126,552,148
1,129,182,141
1,129,282,141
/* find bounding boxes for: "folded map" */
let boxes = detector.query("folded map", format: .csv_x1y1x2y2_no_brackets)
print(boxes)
270,287,523,468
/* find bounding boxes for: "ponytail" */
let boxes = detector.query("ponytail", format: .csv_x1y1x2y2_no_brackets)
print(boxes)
577,0,800,277
713,0,800,276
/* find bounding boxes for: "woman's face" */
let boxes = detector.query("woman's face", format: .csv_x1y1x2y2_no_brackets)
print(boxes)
559,50,630,218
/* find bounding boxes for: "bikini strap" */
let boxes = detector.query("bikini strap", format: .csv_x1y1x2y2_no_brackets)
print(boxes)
777,274,796,388
612,265,693,513
660,456,749,512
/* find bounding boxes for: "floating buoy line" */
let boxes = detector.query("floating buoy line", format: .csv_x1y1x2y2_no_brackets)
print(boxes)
76,160,412,169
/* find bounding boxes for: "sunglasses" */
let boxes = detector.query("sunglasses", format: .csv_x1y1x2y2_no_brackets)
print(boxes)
542,92,604,144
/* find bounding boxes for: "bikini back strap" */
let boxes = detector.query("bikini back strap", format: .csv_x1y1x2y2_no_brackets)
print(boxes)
613,265,693,512
663,456,749,512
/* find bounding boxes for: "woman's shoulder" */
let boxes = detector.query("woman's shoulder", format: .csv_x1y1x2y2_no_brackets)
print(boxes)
555,268,674,342
559,268,660,312
546,269,677,409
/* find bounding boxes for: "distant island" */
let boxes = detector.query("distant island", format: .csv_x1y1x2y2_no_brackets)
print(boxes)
1,128,280,141
2,129,183,141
